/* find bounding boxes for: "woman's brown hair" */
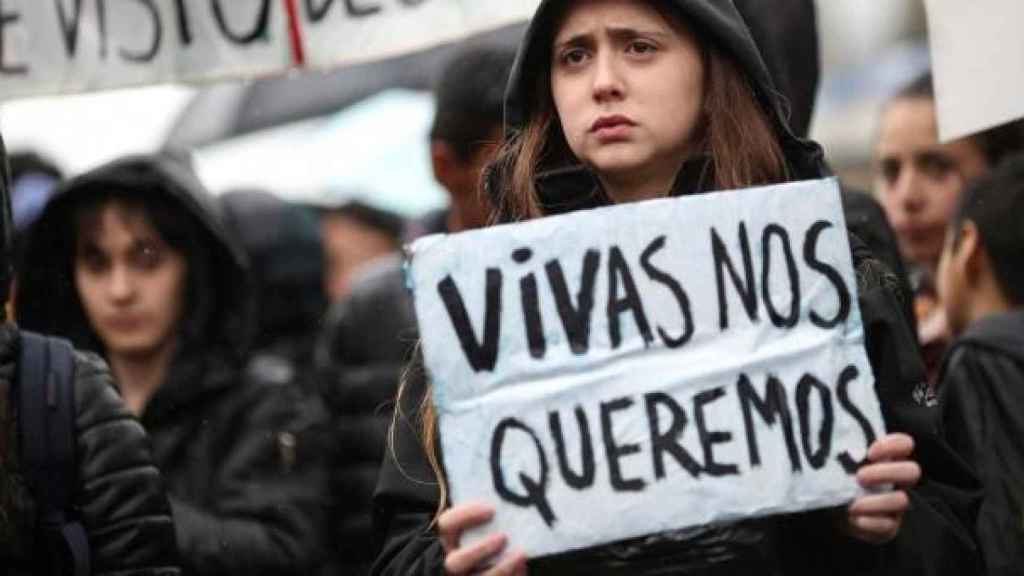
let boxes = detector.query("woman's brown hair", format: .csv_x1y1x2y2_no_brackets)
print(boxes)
395,0,790,520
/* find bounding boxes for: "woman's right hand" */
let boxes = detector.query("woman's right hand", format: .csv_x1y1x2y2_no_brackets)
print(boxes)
439,502,528,575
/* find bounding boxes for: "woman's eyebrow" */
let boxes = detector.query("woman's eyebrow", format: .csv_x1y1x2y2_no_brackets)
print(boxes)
554,32,594,50
555,26,671,48
605,26,672,41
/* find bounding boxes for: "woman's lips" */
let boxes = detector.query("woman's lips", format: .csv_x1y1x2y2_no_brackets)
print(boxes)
590,115,636,141
105,315,145,331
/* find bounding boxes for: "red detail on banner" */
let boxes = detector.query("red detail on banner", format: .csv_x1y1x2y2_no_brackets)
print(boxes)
284,0,306,67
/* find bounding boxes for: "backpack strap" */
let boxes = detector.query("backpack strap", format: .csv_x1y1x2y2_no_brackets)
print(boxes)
17,331,91,576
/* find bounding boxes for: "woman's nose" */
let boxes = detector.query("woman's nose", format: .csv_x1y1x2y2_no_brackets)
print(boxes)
591,52,625,102
108,265,135,301
894,168,926,213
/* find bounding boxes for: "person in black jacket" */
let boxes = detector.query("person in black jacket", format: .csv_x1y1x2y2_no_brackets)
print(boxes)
370,2,956,575
936,153,1024,575
313,42,517,575
219,189,326,376
0,138,180,574
15,155,329,576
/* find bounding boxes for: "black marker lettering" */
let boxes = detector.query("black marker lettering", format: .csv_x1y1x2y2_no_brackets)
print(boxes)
491,418,555,527
305,0,334,22
345,0,381,17
545,250,600,355
607,246,654,349
212,0,271,44
119,0,161,63
694,387,739,477
761,224,800,328
737,374,802,472
549,407,596,490
640,236,694,348
836,365,877,473
55,0,85,57
805,221,852,329
600,397,646,492
797,374,834,470
437,270,502,372
645,392,702,480
173,0,192,45
712,223,759,330
515,249,545,359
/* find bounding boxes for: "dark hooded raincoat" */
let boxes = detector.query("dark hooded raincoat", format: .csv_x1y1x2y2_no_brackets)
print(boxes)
15,156,329,576
373,1,981,574
939,311,1024,576
0,136,179,574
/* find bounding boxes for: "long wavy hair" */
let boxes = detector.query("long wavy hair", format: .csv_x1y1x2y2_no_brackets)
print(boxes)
396,0,790,519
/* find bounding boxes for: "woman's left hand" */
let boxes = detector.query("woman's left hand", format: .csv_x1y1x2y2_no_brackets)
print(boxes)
844,433,921,544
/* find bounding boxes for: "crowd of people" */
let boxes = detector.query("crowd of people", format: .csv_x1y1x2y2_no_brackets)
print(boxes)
1,0,1022,575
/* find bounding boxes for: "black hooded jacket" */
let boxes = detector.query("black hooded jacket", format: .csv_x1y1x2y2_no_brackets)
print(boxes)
0,325,181,575
939,311,1024,575
15,156,329,576
373,2,979,574
218,189,326,373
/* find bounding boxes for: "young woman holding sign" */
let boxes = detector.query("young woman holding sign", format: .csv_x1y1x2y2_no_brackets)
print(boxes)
375,1,977,574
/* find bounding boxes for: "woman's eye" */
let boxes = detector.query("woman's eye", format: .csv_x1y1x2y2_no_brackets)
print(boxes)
627,40,657,55
132,244,163,270
80,252,108,273
559,48,589,66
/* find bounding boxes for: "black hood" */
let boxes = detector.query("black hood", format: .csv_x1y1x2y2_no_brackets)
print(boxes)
957,311,1024,364
733,0,819,139
15,155,251,365
500,0,828,207
218,189,325,354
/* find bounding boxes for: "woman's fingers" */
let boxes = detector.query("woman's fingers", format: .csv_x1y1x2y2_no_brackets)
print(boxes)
487,550,528,576
866,433,915,462
848,491,910,516
847,514,901,544
444,533,507,575
438,502,496,553
857,461,922,488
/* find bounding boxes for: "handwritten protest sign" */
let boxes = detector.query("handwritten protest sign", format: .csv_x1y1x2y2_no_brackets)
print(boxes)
924,0,1024,141
0,0,540,100
408,178,886,558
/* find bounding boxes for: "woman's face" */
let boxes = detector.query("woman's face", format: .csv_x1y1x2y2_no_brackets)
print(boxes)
874,97,989,269
74,201,187,359
550,0,705,201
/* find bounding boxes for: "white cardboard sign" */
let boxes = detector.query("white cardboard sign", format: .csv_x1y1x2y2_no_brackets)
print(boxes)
925,0,1024,142
408,178,886,559
0,0,540,101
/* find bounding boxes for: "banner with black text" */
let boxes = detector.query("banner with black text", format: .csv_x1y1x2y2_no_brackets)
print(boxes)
408,178,887,558
0,0,539,100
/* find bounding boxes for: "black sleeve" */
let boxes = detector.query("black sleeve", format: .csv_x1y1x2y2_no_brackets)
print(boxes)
171,383,329,576
940,347,1024,576
370,359,446,576
73,352,181,576
853,250,983,576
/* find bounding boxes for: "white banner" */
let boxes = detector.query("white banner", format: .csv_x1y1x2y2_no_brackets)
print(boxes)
408,178,886,559
0,0,540,101
925,0,1024,142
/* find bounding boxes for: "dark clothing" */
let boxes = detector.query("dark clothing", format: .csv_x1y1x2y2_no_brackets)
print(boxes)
733,0,819,139
15,156,329,576
939,311,1024,576
146,354,329,576
0,324,180,575
219,190,326,371
315,256,419,575
374,0,980,574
